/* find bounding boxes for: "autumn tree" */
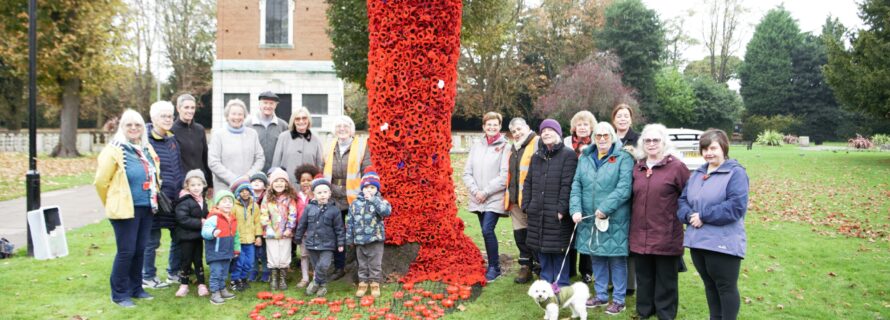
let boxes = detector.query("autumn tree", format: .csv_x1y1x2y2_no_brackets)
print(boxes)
0,58,24,130
663,12,698,67
160,0,215,99
700,0,747,83
0,0,128,157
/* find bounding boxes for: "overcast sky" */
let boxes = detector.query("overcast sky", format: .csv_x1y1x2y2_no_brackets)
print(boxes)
642,0,864,62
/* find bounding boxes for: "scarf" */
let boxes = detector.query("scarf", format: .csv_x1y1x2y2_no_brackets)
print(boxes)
485,133,502,145
571,135,592,156
129,143,159,213
225,123,245,134
180,189,204,208
290,128,312,141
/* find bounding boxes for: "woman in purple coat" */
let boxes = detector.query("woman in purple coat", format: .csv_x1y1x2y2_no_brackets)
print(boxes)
630,124,689,319
678,129,749,320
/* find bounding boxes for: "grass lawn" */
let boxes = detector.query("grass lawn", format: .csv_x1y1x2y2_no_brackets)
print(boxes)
0,153,97,201
0,146,888,319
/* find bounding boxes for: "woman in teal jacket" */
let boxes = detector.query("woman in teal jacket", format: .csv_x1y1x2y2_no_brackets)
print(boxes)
570,122,634,315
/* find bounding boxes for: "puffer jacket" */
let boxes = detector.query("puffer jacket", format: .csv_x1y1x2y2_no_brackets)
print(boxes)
173,191,208,242
522,140,578,254
233,184,263,244
678,159,749,258
259,194,298,239
462,134,509,215
147,124,183,229
294,200,346,251
630,155,689,256
346,195,392,245
571,142,634,257
201,209,240,262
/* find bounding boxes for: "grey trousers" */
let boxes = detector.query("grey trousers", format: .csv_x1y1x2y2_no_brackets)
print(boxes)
307,249,334,285
356,241,385,283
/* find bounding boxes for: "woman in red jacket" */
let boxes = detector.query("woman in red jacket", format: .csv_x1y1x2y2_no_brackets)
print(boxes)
630,124,690,319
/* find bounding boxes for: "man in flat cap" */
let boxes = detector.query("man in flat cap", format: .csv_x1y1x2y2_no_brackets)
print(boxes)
246,91,289,172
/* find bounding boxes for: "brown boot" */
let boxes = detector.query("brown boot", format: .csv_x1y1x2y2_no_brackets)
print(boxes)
370,282,381,298
514,265,532,284
355,282,369,297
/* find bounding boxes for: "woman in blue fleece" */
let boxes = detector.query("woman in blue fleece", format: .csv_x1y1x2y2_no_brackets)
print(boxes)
678,129,749,320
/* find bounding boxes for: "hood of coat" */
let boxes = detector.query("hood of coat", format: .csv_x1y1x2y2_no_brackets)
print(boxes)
693,158,743,175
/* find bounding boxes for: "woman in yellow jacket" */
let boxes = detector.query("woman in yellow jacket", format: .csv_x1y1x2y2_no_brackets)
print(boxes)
94,109,162,308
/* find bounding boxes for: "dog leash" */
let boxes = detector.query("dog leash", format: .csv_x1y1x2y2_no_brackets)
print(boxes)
552,214,593,291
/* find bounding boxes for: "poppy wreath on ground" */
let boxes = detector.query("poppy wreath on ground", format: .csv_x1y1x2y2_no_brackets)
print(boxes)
366,0,486,286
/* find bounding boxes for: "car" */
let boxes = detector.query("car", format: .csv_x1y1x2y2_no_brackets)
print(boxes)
666,128,706,171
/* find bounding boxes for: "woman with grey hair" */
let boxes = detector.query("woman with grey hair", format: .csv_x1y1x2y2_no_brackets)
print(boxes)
321,115,371,281
570,121,634,315
142,101,184,289
629,123,689,319
208,99,265,191
94,109,162,307
271,106,325,185
504,117,539,283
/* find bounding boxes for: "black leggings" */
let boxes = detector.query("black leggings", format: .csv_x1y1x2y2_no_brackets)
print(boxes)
690,249,741,320
178,239,205,285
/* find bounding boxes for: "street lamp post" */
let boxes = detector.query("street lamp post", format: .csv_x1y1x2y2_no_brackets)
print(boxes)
26,0,41,256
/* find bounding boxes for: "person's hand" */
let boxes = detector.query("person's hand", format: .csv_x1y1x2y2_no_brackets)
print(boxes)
338,246,344,252
557,213,563,220
474,191,486,203
254,238,262,246
595,209,606,219
283,230,293,238
213,229,221,237
572,213,582,223
363,189,376,200
690,213,703,228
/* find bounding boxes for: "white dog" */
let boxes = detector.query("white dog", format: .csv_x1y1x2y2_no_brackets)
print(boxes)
527,280,591,320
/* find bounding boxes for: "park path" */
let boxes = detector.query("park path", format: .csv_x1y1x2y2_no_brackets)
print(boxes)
0,185,105,252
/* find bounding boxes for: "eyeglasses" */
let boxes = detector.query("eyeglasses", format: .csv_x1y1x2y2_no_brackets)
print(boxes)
643,138,661,145
594,134,610,140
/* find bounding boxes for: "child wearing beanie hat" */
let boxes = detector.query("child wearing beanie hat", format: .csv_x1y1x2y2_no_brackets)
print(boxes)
258,167,300,291
201,190,240,304
248,171,270,282
346,168,391,297
292,164,321,287
228,178,261,292
249,172,269,203
294,176,345,297
174,169,210,297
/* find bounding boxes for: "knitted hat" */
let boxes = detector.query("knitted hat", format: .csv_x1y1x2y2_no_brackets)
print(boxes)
360,168,381,190
249,172,269,186
539,118,563,137
268,167,289,184
311,175,332,192
183,169,206,187
213,189,236,206
229,175,251,193
258,91,280,102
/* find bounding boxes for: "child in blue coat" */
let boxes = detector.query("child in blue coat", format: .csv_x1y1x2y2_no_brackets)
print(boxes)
346,170,392,298
202,190,240,305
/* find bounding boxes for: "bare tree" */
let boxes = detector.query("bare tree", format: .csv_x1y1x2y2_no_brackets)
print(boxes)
701,0,747,83
160,0,215,99
125,0,158,113
664,11,699,67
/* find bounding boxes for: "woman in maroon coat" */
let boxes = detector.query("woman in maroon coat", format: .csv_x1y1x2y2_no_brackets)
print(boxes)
630,124,690,320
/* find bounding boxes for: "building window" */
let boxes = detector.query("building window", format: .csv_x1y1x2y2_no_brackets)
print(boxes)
260,0,293,46
224,93,251,113
302,94,328,115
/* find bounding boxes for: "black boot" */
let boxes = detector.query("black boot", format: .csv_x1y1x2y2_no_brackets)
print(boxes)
278,268,288,290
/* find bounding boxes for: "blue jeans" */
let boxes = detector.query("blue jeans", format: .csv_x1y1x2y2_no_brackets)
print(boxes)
110,207,152,302
208,260,232,292
231,244,255,281
591,255,628,304
538,252,571,287
251,240,271,281
142,227,181,280
476,211,500,269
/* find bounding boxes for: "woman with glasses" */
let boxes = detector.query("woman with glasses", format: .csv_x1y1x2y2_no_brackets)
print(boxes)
630,124,690,319
208,99,265,191
271,107,325,184
570,122,634,315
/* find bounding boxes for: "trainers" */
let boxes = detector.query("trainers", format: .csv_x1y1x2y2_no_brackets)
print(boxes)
197,284,210,297
586,298,608,308
316,286,328,297
605,302,626,315
485,267,501,282
132,291,154,300
209,291,225,305
306,281,319,295
175,285,189,297
113,299,136,308
220,288,236,300
142,277,170,289
297,279,309,288
166,274,180,284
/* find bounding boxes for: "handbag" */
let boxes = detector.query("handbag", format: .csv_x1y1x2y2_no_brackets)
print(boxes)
157,191,174,216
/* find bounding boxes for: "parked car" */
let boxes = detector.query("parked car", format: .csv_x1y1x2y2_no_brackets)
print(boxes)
667,128,706,171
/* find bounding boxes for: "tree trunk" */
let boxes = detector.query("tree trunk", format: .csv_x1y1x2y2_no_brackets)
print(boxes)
51,78,81,158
